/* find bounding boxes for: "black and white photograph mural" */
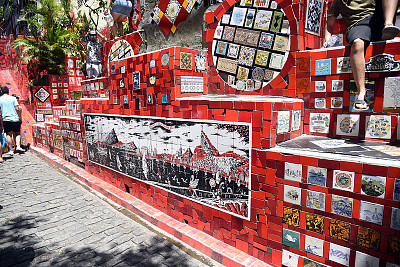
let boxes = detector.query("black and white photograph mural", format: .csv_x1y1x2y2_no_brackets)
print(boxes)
84,114,252,219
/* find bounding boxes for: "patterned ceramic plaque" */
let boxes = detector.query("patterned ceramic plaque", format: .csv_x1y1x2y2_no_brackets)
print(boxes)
307,166,327,187
333,170,354,192
180,52,192,70
391,207,400,230
359,201,384,225
237,66,250,80
331,97,343,109
330,219,350,242
234,28,260,47
230,7,247,26
238,46,256,66
273,35,288,51
305,0,324,35
315,81,326,92
315,98,326,109
283,207,300,227
251,67,265,81
222,26,236,42
180,76,204,93
277,111,290,134
283,229,300,249
309,113,330,134
259,32,274,48
253,10,273,30
337,57,351,73
291,110,301,131
216,41,228,55
254,50,269,66
164,0,181,24
329,243,350,266
331,195,353,217
306,190,325,211
394,179,400,201
306,213,324,234
315,59,331,76
365,115,391,139
355,252,379,267
357,226,381,250
269,53,285,69
332,79,344,91
227,43,240,58
305,236,323,257
217,58,238,74
34,87,51,103
336,114,360,137
282,250,299,267
384,76,400,110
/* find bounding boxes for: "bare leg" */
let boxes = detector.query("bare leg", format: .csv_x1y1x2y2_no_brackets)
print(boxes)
15,133,22,149
382,0,398,25
350,39,368,109
117,22,124,36
6,132,13,152
111,13,120,38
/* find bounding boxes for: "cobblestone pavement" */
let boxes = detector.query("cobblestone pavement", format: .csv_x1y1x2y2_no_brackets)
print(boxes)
0,152,213,267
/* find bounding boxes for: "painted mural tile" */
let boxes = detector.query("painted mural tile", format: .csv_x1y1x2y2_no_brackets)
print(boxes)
329,219,350,242
357,226,381,250
332,170,354,192
230,7,247,27
394,179,400,201
237,66,249,80
282,250,299,267
305,0,324,35
258,32,274,49
132,71,140,90
195,52,207,72
306,190,325,211
214,26,224,39
119,78,126,88
384,76,400,110
391,207,400,230
331,195,353,218
227,43,240,59
234,28,260,47
359,201,384,225
329,243,350,266
336,114,359,137
238,46,256,67
331,79,344,91
277,111,290,134
164,0,181,24
215,41,228,55
315,81,326,92
314,98,326,109
123,95,128,105
273,35,289,52
307,166,327,187
365,115,391,139
269,53,285,69
355,251,380,267
283,207,300,227
222,26,236,42
161,94,168,104
304,236,324,257
309,113,330,134
227,75,235,86
284,185,301,205
254,50,269,66
388,235,400,259
361,175,386,198
303,258,323,267
251,67,265,81
149,74,156,86
244,9,256,28
284,162,302,182
180,52,192,70
216,57,238,74
264,69,274,80
337,57,351,73
236,80,246,90
270,11,283,32
291,110,301,131
253,10,273,30
349,79,375,112
282,228,300,249
315,59,331,76
306,213,324,234
246,79,254,91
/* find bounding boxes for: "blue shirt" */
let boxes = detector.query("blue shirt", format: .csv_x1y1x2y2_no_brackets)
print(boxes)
0,94,20,122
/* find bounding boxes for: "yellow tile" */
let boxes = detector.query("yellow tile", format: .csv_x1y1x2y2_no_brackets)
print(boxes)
171,25,177,33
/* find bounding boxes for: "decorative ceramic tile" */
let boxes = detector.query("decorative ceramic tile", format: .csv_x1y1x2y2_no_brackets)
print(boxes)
394,179,400,201
237,66,249,80
215,41,228,55
391,208,400,230
149,60,156,69
307,166,327,187
146,93,153,104
315,81,326,92
214,26,224,39
284,185,301,205
329,243,350,266
253,10,273,30
180,76,203,93
365,54,400,72
161,94,168,104
238,46,256,67
34,87,51,103
253,0,270,8
244,9,256,28
349,79,375,112
270,11,283,32
132,71,140,90
331,80,343,92
315,59,331,76
123,95,128,105
221,14,231,24
361,175,386,198
273,35,289,52
281,19,290,34
180,52,192,70
227,75,235,86
236,80,246,90
246,79,254,91
258,32,274,49
234,28,260,47
254,81,262,90
337,57,352,73
365,115,391,139
269,53,285,69
355,251,379,267
305,0,324,35
216,57,238,74
291,110,301,131
195,52,207,72
164,0,182,24
222,26,236,42
309,113,330,134
329,219,350,242
336,114,360,136
331,195,353,217
161,53,170,66
149,74,156,86
227,43,240,58
282,250,299,267
359,201,384,225
119,78,126,88
306,213,324,234
306,190,325,211
283,207,300,227
388,235,400,258
251,67,265,81
314,98,326,109
120,65,126,73
304,236,323,257
332,170,355,192
331,97,343,109
277,111,290,134
264,69,274,80
254,50,269,66
282,228,300,249
303,259,323,267
357,226,381,250
230,7,246,26
108,39,133,62
384,77,400,110
284,162,302,182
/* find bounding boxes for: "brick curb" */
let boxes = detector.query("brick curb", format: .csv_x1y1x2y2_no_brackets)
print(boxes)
30,146,269,267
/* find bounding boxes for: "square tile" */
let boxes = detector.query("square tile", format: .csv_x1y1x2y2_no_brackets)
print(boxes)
282,250,299,267
227,43,240,58
305,0,324,35
355,251,379,267
357,226,381,250
329,243,350,266
359,201,384,225
283,207,300,227
365,115,391,139
273,35,289,52
331,97,343,109
291,110,301,131
332,170,355,192
282,228,300,249
315,81,326,92
304,236,324,257
253,10,273,30
251,66,265,81
215,41,228,55
307,166,327,187
337,57,351,73
309,113,330,134
306,213,324,234
315,59,331,76
161,52,170,66
258,32,274,49
180,52,192,70
270,11,283,32
222,26,236,42
230,7,246,27
284,162,302,182
254,50,269,66
331,195,353,217
361,175,386,198
384,76,400,110
237,66,249,80
238,46,256,67
331,79,344,91
306,190,325,211
336,114,360,137
329,219,350,242
277,111,290,134
388,236,400,259
284,185,301,205
269,53,285,69
314,98,326,109
390,207,400,230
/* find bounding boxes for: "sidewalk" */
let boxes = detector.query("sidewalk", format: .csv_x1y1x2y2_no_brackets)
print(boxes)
0,151,215,267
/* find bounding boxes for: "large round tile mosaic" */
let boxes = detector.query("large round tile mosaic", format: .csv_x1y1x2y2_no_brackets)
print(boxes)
212,1,290,91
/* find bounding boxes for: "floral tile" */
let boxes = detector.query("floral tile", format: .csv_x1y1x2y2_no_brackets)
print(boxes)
180,52,192,70
238,46,256,67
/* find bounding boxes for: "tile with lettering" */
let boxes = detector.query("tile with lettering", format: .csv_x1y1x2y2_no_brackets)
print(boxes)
365,115,391,139
337,57,351,73
216,57,238,74
282,250,299,267
332,170,354,192
329,243,350,266
310,113,330,134
336,114,360,137
391,207,400,230
253,10,273,30
384,76,400,110
234,28,260,47
291,110,301,131
305,236,324,257
277,111,290,134
283,207,300,227
180,76,204,93
330,219,350,242
394,179,400,201
306,213,324,234
355,251,379,267
357,226,381,250
284,162,302,182
307,166,327,187
359,201,384,225
283,228,300,249
315,81,326,92
361,175,386,198
284,185,301,205
306,190,325,211
331,195,353,218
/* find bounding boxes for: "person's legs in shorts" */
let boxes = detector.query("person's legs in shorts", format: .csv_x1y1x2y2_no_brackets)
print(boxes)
381,0,400,40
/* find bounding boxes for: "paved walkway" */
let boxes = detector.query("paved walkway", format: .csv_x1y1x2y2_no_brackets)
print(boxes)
0,152,213,267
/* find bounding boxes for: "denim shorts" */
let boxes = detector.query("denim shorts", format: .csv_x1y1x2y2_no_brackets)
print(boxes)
111,0,133,17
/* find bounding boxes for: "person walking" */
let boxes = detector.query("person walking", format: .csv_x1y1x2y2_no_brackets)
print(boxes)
105,0,133,38
0,86,25,158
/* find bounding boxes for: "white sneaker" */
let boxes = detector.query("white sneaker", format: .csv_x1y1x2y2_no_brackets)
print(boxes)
3,151,14,157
